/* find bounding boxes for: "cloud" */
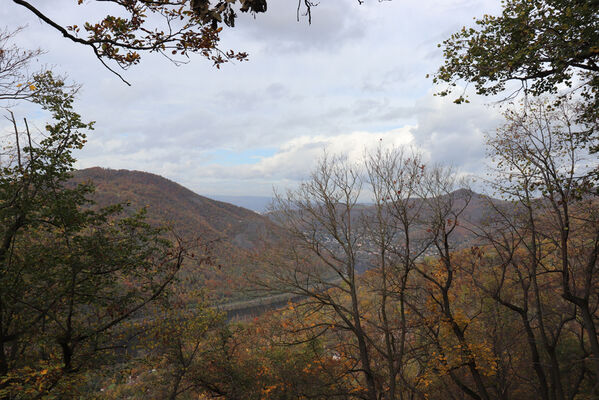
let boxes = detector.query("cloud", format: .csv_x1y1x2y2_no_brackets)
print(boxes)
223,127,414,178
172,90,503,196
410,91,503,174
232,0,366,53
2,0,505,198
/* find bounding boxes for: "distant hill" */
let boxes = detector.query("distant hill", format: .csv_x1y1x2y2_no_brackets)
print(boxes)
70,167,286,301
69,169,508,301
267,188,510,256
205,195,273,214
71,167,282,249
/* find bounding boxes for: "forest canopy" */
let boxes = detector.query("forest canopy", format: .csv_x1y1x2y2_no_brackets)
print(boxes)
1,0,599,399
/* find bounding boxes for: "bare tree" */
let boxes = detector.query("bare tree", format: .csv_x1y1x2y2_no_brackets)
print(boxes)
362,146,432,399
486,98,599,394
262,149,481,400
0,26,43,102
265,153,380,400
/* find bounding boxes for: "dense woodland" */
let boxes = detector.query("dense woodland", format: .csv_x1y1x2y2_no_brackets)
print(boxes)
1,0,598,399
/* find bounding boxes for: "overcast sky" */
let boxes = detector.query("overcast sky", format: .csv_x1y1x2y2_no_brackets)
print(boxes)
2,0,505,197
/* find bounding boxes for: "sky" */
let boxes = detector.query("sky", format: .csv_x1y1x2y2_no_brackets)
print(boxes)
2,0,506,197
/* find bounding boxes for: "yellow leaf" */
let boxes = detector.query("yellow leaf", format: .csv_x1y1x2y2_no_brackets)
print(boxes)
29,84,37,91
40,369,48,375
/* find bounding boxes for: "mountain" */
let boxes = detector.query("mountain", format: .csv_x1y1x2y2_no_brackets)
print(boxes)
267,188,510,256
71,167,281,249
204,195,273,214
69,167,285,301
68,169,508,300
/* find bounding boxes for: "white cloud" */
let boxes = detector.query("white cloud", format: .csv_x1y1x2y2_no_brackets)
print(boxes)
235,127,414,177
2,0,505,197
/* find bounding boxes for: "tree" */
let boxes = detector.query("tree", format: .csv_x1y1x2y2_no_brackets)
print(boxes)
464,207,585,399
0,27,43,101
267,153,380,400
434,0,599,146
101,306,352,400
9,0,391,84
485,98,599,396
10,0,269,84
264,150,487,400
263,142,597,399
0,71,189,399
362,147,431,400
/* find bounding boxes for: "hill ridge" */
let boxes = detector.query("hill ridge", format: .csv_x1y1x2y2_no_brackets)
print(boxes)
71,167,281,249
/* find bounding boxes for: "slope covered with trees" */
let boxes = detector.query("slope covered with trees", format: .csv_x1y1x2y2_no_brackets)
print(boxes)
71,167,282,250
98,121,599,398
70,167,287,302
0,71,195,399
1,0,598,399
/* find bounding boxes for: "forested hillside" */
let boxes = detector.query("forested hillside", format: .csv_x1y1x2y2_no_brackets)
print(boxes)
1,0,598,399
71,167,283,249
70,167,286,302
